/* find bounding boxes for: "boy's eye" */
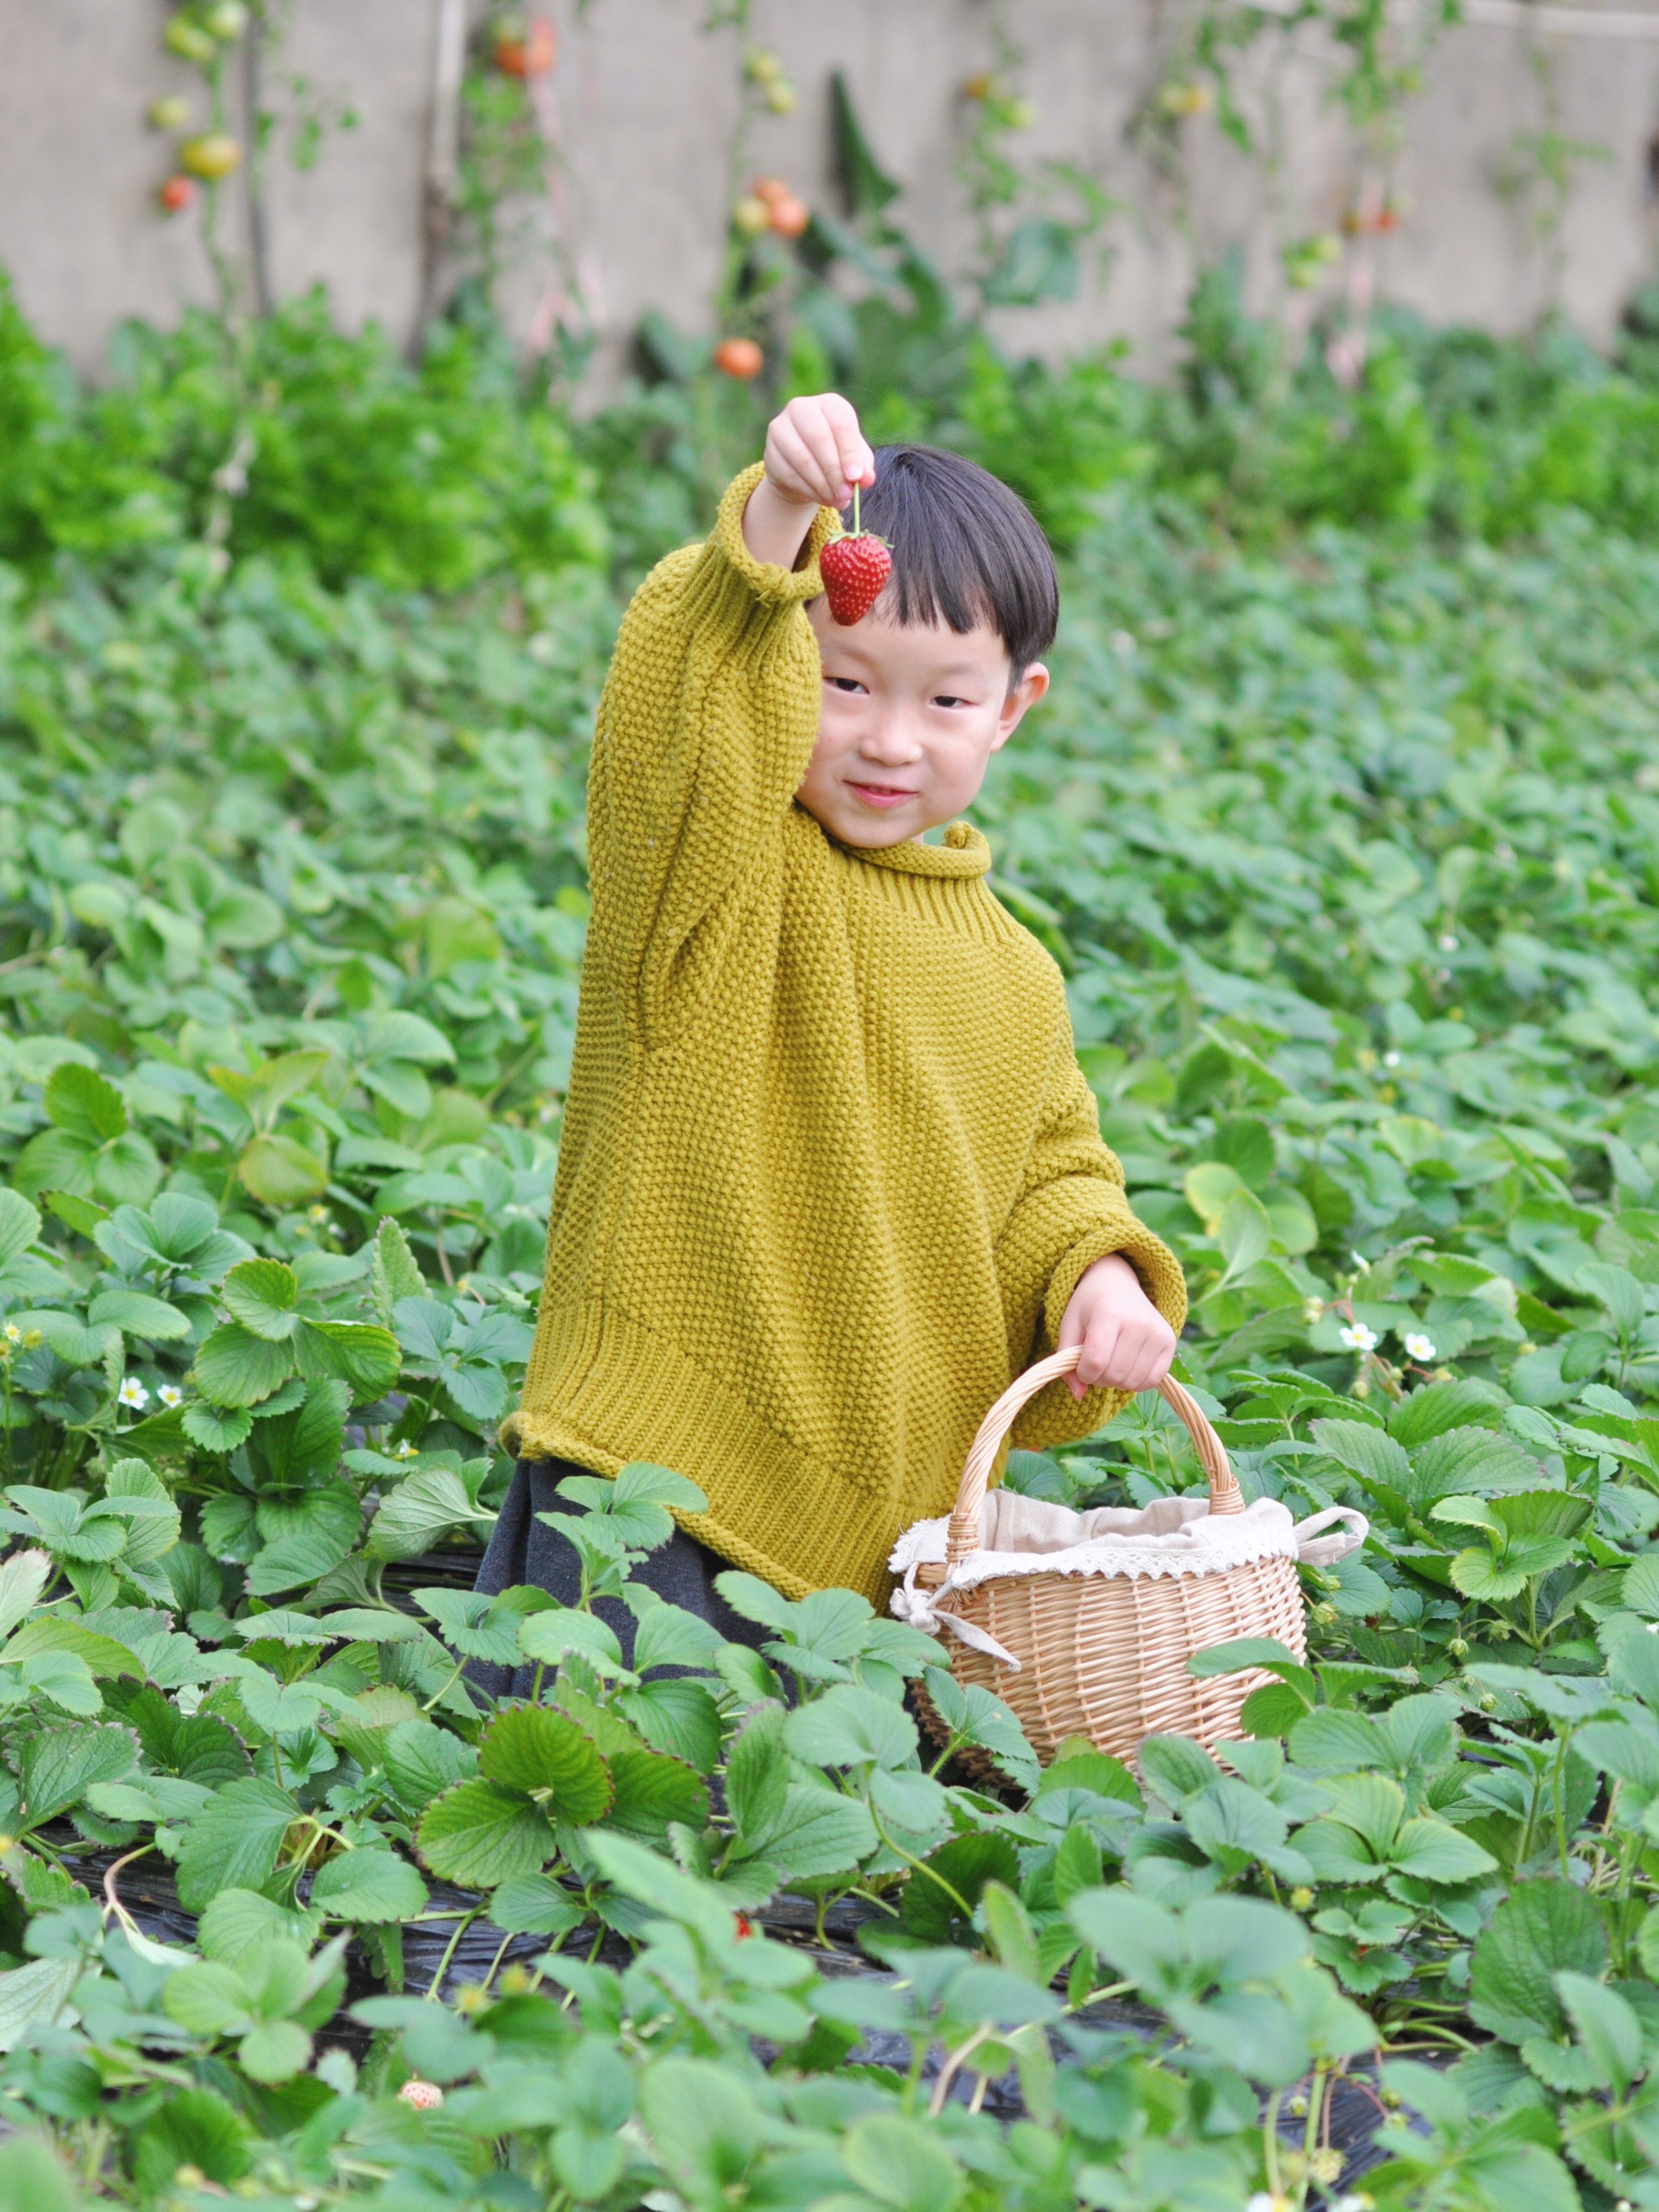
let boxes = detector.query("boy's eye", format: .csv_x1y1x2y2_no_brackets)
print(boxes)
932,694,967,709
828,676,866,694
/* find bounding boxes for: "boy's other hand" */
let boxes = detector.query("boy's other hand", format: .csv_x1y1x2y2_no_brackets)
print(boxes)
1057,1252,1177,1399
744,395,876,570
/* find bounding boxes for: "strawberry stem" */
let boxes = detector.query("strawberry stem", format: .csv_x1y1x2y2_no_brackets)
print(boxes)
852,482,860,536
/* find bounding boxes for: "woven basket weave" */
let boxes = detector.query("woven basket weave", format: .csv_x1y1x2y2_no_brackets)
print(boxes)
892,1345,1366,1769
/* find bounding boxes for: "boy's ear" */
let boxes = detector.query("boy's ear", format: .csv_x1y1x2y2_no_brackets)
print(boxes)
991,660,1050,752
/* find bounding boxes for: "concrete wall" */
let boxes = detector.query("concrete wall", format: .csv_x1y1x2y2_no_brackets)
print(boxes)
4,0,1659,384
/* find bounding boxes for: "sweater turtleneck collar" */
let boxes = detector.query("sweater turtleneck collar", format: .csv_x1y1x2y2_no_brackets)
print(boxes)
823,819,992,879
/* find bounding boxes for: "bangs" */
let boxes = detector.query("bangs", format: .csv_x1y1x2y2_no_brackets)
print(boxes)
835,444,1058,670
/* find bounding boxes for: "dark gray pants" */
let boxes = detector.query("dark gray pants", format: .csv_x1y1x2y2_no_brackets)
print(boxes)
468,1456,768,1700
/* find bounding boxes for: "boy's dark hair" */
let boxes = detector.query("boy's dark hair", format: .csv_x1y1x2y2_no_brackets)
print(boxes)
835,444,1058,674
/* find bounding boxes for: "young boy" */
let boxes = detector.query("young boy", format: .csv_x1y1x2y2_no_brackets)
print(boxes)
475,393,1185,1664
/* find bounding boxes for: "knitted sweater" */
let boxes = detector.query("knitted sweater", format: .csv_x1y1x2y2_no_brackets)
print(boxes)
504,463,1188,1605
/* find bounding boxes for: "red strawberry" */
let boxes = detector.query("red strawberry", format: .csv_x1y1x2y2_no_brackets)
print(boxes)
820,532,891,626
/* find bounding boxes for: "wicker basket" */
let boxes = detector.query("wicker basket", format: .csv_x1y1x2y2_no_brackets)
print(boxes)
891,1346,1367,1769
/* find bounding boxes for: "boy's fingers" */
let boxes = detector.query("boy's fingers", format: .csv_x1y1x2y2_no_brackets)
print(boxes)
787,407,855,504
817,393,875,488
767,421,836,504
1073,1318,1123,1397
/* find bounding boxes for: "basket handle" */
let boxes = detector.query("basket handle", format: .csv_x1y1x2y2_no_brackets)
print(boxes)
945,1347,1243,1569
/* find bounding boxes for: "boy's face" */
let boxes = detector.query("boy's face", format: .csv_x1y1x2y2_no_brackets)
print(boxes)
797,600,1049,848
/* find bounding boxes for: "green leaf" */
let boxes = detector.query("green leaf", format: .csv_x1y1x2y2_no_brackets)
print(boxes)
612,1461,710,1514
129,2086,253,2193
1387,1377,1507,1446
1309,1418,1410,1491
1554,1969,1642,2091
0,1190,41,1269
309,1848,429,1924
478,1706,613,1824
1386,1817,1496,1883
210,1050,330,1124
602,1749,709,1843
754,1785,878,1881
830,69,901,215
516,1607,625,1672
616,1677,722,1771
237,2018,313,2083
86,1287,191,1340
725,1704,789,1845
45,1062,126,1142
176,1777,301,1914
17,1721,139,1827
0,1548,50,1641
221,1258,301,1341
0,1958,82,2053
898,1832,1018,1945
293,1318,401,1397
197,1888,319,1965
1469,1880,1608,2045
382,1715,478,1808
841,2115,964,2212
1405,1427,1544,1509
627,1592,725,1674
237,1134,330,1209
191,1322,294,1408
641,2058,763,2204
369,1215,424,1326
416,1779,555,1885
783,1683,917,1770
365,1468,491,1557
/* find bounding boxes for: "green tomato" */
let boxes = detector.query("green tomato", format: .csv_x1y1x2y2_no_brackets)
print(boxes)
164,14,217,62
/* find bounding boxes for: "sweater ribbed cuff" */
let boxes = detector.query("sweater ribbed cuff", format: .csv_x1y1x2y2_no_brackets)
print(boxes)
710,462,840,608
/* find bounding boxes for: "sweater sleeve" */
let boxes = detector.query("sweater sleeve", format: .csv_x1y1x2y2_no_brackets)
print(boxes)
586,463,840,1040
995,1039,1188,1452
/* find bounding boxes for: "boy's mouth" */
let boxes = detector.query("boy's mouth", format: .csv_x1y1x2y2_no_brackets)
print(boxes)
847,780,916,809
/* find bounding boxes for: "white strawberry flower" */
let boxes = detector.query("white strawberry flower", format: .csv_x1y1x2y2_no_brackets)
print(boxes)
1404,1332,1436,1361
394,1438,419,1460
117,1377,150,1410
158,1383,183,1408
1339,1322,1379,1353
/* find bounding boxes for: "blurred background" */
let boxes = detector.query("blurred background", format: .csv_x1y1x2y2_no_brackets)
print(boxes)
8,0,1659,377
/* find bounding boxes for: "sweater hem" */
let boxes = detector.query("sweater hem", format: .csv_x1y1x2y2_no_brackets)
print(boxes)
505,1295,926,1604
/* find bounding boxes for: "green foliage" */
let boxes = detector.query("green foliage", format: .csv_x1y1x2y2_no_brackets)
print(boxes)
7,270,1659,2204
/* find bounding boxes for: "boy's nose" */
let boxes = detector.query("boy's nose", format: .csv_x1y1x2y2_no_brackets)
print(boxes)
859,714,925,764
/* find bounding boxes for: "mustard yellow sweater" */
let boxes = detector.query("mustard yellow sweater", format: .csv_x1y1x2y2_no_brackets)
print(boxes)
505,464,1187,1604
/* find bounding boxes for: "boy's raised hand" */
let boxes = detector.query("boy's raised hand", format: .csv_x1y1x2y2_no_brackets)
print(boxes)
743,393,876,570
1057,1251,1178,1400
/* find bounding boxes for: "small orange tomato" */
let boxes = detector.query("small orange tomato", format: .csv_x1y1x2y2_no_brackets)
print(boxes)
159,175,196,214
748,176,789,207
767,194,809,239
495,15,556,77
714,337,764,380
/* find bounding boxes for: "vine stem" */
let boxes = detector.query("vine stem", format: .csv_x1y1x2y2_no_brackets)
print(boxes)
424,1907,480,1999
100,1843,156,1937
927,2022,995,2116
868,1804,974,1921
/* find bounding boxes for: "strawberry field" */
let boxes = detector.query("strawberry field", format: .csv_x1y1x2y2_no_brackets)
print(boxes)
6,268,1659,2211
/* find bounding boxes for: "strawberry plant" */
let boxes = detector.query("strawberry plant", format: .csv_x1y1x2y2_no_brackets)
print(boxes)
6,275,1659,2206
